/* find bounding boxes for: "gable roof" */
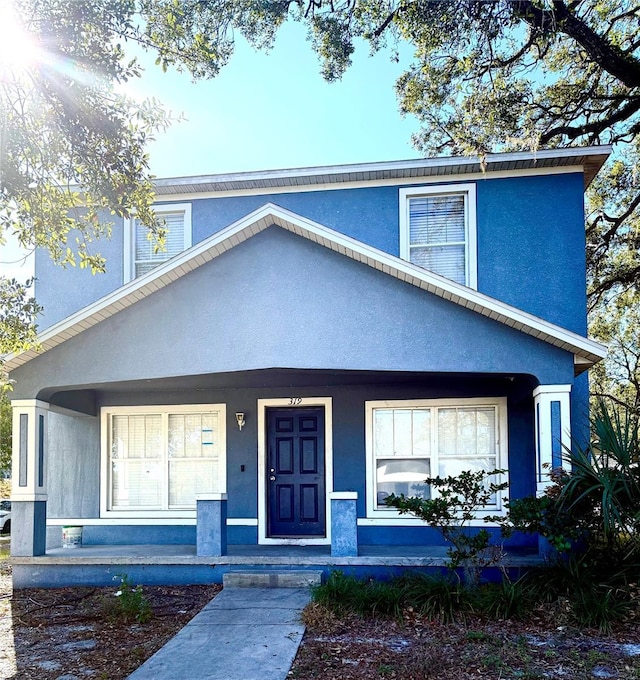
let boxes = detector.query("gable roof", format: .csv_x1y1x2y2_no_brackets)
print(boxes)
154,146,611,196
5,204,606,374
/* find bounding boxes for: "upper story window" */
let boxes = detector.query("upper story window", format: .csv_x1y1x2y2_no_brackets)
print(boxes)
399,184,477,288
125,203,192,281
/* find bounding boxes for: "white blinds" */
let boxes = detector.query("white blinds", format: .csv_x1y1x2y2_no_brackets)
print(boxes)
408,194,466,284
372,404,499,508
437,407,498,499
109,410,223,511
134,211,186,277
373,408,431,458
168,413,220,508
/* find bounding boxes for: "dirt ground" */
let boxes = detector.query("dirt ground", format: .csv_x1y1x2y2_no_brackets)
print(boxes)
0,561,220,680
290,601,640,679
2,552,640,680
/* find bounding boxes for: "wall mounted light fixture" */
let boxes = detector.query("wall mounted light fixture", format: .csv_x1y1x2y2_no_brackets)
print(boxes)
235,412,246,431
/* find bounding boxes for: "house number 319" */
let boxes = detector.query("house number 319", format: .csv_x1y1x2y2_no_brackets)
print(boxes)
289,397,302,405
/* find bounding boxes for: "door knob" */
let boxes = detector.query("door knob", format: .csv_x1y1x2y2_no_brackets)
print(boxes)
270,475,276,481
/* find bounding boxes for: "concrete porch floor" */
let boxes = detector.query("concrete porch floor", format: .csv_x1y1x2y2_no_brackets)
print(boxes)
12,543,541,567
10,544,543,588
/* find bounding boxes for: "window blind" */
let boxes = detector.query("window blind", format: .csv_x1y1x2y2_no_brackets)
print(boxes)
408,194,466,284
108,409,223,511
134,211,186,277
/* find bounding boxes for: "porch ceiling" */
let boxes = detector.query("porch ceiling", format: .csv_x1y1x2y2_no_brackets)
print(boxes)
43,370,539,413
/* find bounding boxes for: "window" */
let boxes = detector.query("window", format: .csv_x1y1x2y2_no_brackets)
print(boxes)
366,398,506,519
125,203,192,281
399,184,477,287
101,404,226,515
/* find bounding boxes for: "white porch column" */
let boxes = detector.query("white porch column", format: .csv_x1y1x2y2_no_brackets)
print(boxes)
533,385,571,496
11,399,49,556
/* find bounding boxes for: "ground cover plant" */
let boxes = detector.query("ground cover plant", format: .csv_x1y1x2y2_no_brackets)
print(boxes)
291,569,640,679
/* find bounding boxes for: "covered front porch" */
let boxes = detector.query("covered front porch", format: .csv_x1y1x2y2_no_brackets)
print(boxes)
8,367,576,583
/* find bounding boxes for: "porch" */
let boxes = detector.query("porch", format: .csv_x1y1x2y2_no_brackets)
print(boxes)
11,542,542,589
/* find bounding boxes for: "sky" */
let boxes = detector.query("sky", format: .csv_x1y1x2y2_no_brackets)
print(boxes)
137,22,420,176
0,21,420,280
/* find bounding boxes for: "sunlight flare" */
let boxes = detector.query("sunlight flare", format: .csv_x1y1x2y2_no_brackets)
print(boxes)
0,1,41,73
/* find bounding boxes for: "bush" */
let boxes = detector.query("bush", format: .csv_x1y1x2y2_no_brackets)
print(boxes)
470,574,537,621
312,571,404,618
397,572,471,623
384,469,508,584
312,571,469,622
502,399,640,571
102,574,152,624
560,399,640,562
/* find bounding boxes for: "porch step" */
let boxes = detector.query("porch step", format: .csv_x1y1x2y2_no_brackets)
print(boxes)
223,570,323,589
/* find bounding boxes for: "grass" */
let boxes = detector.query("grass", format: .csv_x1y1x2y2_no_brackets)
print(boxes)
311,567,640,631
312,570,478,622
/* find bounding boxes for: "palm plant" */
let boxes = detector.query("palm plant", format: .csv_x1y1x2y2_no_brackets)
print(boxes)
560,399,640,560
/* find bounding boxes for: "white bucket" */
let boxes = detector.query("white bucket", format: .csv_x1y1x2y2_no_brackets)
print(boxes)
62,526,82,549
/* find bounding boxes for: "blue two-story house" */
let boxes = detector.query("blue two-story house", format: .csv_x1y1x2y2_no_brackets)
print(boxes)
6,146,609,587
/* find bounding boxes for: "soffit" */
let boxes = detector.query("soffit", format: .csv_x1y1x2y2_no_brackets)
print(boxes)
154,146,611,196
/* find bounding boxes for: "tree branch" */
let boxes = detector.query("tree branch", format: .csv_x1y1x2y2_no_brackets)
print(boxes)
513,0,640,88
540,95,640,144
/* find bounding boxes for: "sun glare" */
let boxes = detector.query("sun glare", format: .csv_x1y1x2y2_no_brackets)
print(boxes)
0,2,40,73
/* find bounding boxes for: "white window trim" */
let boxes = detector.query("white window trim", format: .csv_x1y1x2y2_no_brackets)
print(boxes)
124,203,192,283
257,397,334,546
365,397,508,523
399,184,477,289
100,403,226,519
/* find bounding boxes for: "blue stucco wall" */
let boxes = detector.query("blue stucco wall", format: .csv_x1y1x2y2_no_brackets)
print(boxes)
38,376,537,550
476,173,586,333
34,172,587,336
13,226,576,401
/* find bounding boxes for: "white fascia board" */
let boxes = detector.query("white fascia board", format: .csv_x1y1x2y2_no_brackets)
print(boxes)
4,203,606,372
153,146,612,194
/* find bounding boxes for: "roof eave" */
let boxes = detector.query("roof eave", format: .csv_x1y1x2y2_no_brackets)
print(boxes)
4,203,607,374
152,146,612,195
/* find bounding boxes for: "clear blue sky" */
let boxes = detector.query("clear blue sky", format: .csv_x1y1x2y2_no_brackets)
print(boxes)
1,21,420,279
134,22,421,177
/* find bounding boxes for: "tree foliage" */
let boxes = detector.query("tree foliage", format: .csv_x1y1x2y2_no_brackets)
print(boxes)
0,0,172,381
0,393,11,473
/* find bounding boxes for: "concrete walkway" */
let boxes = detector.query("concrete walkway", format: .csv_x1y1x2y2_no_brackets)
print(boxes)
126,587,311,680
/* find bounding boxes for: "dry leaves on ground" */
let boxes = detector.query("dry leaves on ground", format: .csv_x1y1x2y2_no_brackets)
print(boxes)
290,601,640,680
0,564,220,680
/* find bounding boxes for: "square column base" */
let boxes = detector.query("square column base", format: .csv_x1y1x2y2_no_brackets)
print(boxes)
11,500,47,557
330,492,358,557
196,494,227,557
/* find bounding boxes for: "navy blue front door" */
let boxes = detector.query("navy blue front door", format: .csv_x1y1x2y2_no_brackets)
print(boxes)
267,407,326,537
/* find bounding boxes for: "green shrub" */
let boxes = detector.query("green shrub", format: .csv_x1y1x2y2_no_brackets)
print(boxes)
384,469,508,584
313,572,405,618
501,399,640,574
471,575,536,621
103,574,152,624
568,585,633,634
312,571,469,621
397,572,470,622
503,487,581,556
560,400,640,562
